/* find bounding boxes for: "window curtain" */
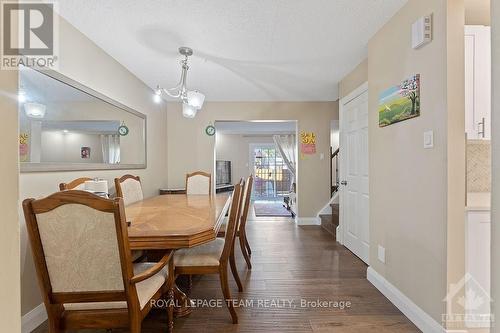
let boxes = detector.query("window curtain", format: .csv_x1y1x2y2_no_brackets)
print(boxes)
100,134,120,164
273,134,296,189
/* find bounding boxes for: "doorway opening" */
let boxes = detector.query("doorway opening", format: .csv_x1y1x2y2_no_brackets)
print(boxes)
463,21,492,329
214,121,298,219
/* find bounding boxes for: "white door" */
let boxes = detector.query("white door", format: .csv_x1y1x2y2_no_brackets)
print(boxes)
339,85,369,264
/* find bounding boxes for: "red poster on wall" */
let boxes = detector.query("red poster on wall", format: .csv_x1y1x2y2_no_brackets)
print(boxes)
300,143,316,154
300,132,316,155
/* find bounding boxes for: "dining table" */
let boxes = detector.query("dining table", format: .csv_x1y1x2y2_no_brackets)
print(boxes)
125,193,232,316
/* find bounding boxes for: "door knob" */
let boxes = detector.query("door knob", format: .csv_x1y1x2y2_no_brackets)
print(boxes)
341,180,348,186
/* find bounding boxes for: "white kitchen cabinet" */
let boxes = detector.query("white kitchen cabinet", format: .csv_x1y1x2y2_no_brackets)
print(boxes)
465,26,491,140
465,209,491,328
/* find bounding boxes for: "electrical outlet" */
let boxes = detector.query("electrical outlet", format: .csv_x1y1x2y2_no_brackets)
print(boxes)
378,245,386,264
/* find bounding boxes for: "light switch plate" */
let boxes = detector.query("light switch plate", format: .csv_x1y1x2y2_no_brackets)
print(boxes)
378,245,386,264
424,130,434,148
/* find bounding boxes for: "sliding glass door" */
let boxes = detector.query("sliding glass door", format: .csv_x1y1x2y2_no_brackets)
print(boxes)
251,144,292,200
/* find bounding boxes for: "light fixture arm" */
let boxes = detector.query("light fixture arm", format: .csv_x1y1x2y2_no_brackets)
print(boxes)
158,55,190,101
154,46,205,118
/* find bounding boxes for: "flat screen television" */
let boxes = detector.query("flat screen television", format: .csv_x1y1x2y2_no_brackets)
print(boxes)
216,160,232,186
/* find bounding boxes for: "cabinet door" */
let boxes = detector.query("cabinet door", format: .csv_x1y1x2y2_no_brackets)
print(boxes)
465,34,476,139
465,26,491,140
466,211,491,328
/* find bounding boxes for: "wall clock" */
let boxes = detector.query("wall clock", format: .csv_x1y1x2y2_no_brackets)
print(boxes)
205,125,216,136
118,125,129,136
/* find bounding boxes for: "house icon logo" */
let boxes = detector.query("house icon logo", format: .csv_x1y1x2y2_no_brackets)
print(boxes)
1,0,59,70
442,273,493,329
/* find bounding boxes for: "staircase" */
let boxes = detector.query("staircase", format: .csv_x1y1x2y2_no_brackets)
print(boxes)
319,203,339,238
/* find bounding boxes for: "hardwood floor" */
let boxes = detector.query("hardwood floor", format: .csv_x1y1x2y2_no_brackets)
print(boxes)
33,217,420,333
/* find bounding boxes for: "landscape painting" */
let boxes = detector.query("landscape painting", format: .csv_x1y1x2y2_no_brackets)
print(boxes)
378,74,420,127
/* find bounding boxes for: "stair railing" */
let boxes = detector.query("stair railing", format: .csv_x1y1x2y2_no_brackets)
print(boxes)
330,147,340,197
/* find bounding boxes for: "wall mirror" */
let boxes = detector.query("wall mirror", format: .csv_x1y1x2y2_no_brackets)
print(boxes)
19,66,147,172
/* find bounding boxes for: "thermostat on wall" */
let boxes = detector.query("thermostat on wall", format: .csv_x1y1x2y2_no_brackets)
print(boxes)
412,15,432,49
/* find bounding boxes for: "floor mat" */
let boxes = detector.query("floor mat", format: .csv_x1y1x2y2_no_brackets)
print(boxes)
253,201,292,217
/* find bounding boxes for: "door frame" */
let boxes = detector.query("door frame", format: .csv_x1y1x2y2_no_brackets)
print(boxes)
337,82,369,248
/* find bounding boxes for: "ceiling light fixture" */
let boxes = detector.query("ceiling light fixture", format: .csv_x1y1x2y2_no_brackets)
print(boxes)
24,102,46,119
182,103,197,118
154,47,205,118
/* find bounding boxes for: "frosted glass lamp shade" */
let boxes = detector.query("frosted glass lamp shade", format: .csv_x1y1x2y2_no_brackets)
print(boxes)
187,90,205,109
182,103,197,118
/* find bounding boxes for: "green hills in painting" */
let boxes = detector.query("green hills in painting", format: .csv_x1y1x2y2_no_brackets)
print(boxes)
378,96,420,127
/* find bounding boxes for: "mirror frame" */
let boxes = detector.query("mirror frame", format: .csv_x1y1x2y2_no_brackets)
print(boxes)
20,67,147,173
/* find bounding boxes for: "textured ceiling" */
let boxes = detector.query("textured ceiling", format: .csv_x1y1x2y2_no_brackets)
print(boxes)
56,0,407,102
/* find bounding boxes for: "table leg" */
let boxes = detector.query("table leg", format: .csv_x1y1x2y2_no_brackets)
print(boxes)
145,250,193,317
173,283,193,317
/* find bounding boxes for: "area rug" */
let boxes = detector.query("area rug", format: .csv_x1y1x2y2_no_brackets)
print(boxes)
253,202,292,217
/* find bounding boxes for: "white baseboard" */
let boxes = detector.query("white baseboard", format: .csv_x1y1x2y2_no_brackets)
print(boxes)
22,303,47,333
295,217,321,225
367,267,445,333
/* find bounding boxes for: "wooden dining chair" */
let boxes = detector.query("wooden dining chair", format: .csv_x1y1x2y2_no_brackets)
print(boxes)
114,174,145,262
186,171,212,194
174,182,244,324
59,177,93,191
22,190,175,333
219,175,254,269
115,174,144,206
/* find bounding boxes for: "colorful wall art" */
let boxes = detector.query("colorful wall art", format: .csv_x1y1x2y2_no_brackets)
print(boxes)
81,146,91,159
300,132,316,155
379,74,420,127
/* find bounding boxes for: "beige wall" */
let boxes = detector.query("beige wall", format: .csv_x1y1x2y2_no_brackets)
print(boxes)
167,102,338,218
367,0,465,324
0,67,21,331
446,1,467,329
465,0,490,25
20,15,168,316
339,59,368,99
491,0,499,331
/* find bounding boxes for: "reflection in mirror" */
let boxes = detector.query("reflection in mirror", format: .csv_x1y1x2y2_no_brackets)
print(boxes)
19,66,146,172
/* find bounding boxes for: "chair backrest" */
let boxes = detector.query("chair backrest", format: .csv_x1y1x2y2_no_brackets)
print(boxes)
186,171,212,195
115,174,143,206
238,175,253,231
22,191,135,307
220,180,244,262
59,177,93,191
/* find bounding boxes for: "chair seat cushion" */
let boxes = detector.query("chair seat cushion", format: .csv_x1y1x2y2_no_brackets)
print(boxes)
174,238,225,267
63,262,168,311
